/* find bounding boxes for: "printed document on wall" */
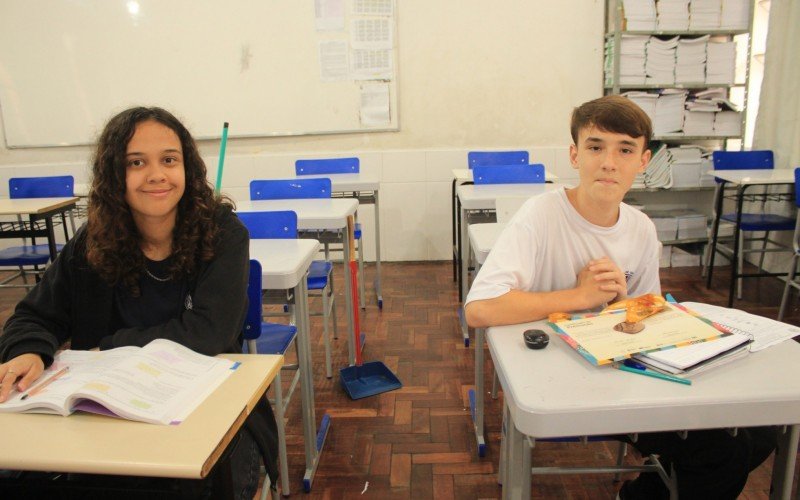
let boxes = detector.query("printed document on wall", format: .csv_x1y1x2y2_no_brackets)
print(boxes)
351,49,392,80
352,0,394,16
360,83,391,126
315,0,345,31
319,41,349,81
351,18,393,49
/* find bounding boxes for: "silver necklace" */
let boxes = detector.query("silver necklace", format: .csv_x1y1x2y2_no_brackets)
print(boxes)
144,267,171,282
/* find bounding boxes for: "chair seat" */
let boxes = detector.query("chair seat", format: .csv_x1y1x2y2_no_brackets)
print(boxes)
242,323,297,355
0,245,52,266
721,213,796,232
307,260,333,290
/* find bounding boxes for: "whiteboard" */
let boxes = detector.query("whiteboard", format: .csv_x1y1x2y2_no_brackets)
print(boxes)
0,0,398,148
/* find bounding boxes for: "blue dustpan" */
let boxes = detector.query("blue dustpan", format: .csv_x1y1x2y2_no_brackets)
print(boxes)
340,258,402,399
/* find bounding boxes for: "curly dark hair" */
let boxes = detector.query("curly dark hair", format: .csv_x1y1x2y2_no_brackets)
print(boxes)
86,106,232,295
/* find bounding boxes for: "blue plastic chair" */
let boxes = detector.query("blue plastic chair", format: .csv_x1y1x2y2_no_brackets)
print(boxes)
250,178,331,200
0,176,75,288
242,259,298,497
238,208,337,379
778,167,800,321
467,150,529,169
706,151,795,300
295,157,367,308
472,164,546,185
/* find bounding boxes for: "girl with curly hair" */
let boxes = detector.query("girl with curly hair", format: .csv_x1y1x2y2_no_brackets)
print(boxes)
0,107,277,498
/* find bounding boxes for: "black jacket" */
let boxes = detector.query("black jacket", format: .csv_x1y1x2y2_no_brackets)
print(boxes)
0,206,278,483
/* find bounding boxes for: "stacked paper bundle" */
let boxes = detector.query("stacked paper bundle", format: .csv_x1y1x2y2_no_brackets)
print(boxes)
706,41,736,84
606,35,650,85
689,0,722,29
714,110,742,136
654,89,688,135
669,146,705,187
720,0,750,29
635,144,672,189
683,98,718,135
675,36,709,84
646,37,678,84
624,91,658,126
623,0,657,30
657,0,690,31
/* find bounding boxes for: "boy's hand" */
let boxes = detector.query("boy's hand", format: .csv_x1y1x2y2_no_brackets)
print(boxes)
587,257,628,303
576,257,626,308
0,354,45,403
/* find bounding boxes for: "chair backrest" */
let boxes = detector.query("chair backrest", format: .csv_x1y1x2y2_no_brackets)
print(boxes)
296,157,359,175
238,210,297,239
468,151,529,169
712,150,774,171
795,167,800,208
472,164,545,185
9,175,74,198
250,178,332,200
243,259,263,341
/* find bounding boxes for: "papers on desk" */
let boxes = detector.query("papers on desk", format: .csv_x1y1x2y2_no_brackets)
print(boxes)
549,303,728,366
681,302,800,351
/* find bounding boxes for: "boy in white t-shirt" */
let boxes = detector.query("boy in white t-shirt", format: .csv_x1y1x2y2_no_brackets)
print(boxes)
465,95,774,499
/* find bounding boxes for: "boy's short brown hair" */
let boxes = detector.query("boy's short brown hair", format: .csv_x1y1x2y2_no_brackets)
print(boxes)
570,95,653,149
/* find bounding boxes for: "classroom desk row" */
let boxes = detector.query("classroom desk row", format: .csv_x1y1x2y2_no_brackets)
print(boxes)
0,196,79,260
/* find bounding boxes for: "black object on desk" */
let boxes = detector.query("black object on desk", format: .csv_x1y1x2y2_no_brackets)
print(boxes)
523,329,549,350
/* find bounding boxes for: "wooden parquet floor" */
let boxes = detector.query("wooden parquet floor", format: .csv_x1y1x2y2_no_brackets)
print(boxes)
1,261,799,499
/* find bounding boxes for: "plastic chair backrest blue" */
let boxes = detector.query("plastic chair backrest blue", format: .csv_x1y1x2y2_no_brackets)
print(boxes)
250,178,332,200
712,150,774,171
472,164,545,184
795,167,800,208
468,151,529,169
238,211,297,239
243,259,263,341
9,175,74,198
296,157,359,175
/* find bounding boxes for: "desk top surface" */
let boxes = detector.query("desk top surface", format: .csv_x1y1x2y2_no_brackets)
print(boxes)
708,169,795,185
452,169,559,183
468,222,506,265
235,198,358,230
0,353,282,478
457,183,566,210
295,173,379,191
488,320,800,438
250,239,320,290
0,197,79,215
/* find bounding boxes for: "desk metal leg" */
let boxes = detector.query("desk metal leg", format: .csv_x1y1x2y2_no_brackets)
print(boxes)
459,205,470,346
469,326,486,457
373,190,383,310
343,230,357,366
728,186,745,308
770,424,799,500
452,178,458,282
294,277,330,492
503,406,531,499
705,183,724,282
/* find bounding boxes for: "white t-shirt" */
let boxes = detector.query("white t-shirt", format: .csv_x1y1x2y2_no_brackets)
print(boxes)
465,187,661,311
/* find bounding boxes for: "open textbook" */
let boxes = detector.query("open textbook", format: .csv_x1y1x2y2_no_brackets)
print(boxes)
0,338,237,425
549,303,728,366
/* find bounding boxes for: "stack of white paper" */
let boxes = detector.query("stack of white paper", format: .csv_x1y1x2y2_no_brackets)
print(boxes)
657,0,690,31
683,107,716,135
675,35,709,84
720,0,750,29
620,36,649,84
669,146,705,187
654,89,688,135
624,91,658,126
637,144,673,188
646,37,678,84
694,87,727,100
714,111,742,136
623,0,657,30
706,41,736,84
689,0,721,29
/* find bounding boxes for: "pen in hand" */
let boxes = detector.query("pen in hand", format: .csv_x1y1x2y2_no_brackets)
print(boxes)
20,366,69,400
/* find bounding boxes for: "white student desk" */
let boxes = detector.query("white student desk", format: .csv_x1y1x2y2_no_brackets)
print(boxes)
0,354,281,490
235,198,361,367
488,320,800,499
450,170,558,298
0,197,79,260
294,173,384,309
249,238,329,492
705,169,796,308
456,183,567,344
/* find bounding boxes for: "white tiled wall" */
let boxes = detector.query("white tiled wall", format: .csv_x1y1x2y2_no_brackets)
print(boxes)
0,147,579,261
